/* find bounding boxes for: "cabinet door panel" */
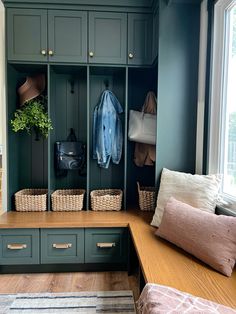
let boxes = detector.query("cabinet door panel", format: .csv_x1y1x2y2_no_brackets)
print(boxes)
89,12,127,64
85,228,127,263
152,10,159,63
128,13,152,65
41,229,84,264
0,229,40,265
48,10,87,63
7,9,47,62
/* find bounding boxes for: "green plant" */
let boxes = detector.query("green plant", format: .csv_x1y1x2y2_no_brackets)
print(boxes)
11,97,53,139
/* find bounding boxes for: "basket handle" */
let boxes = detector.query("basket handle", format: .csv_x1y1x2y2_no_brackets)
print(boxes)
137,182,141,192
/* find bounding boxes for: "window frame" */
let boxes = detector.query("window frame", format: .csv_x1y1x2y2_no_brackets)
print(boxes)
208,0,236,204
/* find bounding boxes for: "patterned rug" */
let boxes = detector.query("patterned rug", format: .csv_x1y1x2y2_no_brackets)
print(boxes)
0,291,136,314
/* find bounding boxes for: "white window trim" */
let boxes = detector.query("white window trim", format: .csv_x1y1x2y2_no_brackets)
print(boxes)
208,0,236,204
195,0,208,175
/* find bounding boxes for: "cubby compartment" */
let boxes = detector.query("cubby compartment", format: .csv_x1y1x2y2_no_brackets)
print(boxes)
89,67,126,208
126,67,157,206
49,65,87,210
7,64,48,210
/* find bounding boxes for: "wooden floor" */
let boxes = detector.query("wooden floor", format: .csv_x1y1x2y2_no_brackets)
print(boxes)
0,271,139,300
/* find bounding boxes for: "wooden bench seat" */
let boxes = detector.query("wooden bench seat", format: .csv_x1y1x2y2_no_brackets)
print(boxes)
0,209,235,308
129,212,236,309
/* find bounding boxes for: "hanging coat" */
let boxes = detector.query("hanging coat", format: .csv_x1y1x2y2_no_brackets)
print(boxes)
93,90,123,169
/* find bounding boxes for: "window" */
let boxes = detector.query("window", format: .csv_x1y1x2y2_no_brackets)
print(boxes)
209,0,236,205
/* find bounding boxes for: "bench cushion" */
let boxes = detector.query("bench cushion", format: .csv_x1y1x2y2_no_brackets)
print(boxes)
137,283,236,314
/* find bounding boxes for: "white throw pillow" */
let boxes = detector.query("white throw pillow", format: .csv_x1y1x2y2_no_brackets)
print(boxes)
151,168,221,227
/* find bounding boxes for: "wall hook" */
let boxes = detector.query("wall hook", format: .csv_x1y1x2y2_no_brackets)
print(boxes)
69,78,75,94
104,79,109,90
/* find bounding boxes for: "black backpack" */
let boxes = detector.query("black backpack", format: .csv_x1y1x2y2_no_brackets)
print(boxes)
55,128,86,176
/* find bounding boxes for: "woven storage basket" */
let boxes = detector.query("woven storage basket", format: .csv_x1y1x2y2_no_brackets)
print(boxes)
51,189,85,211
90,189,122,211
15,189,48,212
137,182,156,211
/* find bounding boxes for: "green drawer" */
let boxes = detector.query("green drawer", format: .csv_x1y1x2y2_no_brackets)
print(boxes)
41,229,84,264
0,229,40,265
85,228,127,264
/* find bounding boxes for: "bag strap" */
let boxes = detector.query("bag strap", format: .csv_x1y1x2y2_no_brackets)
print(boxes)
141,91,157,114
67,128,77,142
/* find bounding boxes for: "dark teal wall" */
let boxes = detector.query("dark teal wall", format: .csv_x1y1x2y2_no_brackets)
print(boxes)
156,0,200,179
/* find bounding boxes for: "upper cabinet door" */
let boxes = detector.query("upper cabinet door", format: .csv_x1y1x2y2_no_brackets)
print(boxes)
89,12,127,64
48,10,87,63
7,9,47,62
152,10,159,63
128,13,152,65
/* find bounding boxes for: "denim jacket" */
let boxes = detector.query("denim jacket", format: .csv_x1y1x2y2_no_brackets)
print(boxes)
93,90,123,168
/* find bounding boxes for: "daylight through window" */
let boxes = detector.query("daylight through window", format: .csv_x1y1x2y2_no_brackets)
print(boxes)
221,4,236,198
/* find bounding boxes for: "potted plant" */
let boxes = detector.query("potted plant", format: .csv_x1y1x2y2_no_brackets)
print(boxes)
11,96,53,140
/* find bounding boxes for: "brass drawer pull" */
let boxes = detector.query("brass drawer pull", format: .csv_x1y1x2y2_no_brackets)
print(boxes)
52,243,72,249
97,242,116,248
7,244,27,250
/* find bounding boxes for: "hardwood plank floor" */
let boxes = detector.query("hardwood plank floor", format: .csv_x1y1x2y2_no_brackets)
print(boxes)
0,271,139,300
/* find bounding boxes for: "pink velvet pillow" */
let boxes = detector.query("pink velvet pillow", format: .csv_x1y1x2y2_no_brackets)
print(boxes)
155,197,236,276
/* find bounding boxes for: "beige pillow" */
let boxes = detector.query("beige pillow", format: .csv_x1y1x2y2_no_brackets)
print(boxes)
155,197,236,276
151,168,221,227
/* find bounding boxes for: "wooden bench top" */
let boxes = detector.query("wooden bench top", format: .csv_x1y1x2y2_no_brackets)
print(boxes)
0,209,235,308
129,213,236,309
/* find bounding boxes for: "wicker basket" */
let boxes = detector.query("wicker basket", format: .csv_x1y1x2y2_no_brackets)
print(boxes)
51,189,85,211
137,182,156,211
15,189,48,212
90,189,122,211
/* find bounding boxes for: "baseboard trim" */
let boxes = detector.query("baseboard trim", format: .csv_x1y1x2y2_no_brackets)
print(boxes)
0,263,128,274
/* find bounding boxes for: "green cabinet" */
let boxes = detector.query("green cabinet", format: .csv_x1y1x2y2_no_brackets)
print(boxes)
7,9,47,62
7,9,87,63
48,10,87,63
0,229,40,265
88,12,152,65
128,13,152,65
88,12,127,64
0,227,127,267
152,9,158,63
41,229,84,264
85,228,127,263
7,9,152,65
4,0,200,214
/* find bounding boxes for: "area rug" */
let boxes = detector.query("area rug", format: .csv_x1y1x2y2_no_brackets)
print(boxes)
0,291,136,314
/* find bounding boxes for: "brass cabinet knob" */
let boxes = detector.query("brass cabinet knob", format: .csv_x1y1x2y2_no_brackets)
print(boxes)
128,53,134,59
89,51,94,57
48,50,54,56
41,49,47,56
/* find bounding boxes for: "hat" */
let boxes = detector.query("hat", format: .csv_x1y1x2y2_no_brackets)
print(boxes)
18,73,45,106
